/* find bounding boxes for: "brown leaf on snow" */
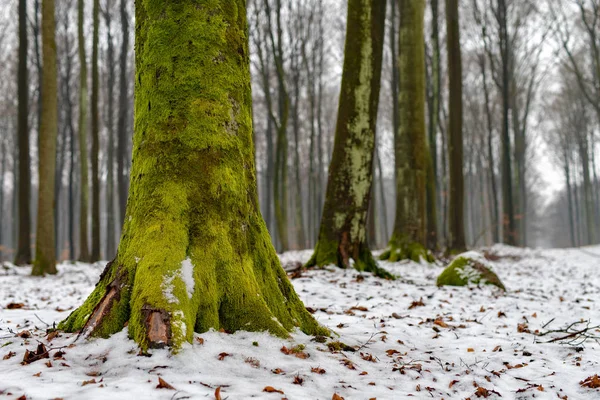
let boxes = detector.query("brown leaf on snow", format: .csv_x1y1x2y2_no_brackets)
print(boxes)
408,298,425,309
293,374,304,385
215,386,222,400
280,345,309,359
17,330,32,339
271,368,285,374
217,352,231,361
81,379,97,386
341,359,356,370
474,386,502,398
156,377,175,390
22,344,50,365
46,331,59,342
6,302,25,309
580,374,600,389
311,367,326,374
434,318,449,328
517,323,531,333
350,306,369,312
3,351,16,360
263,386,284,394
449,380,459,388
332,394,345,400
360,352,377,362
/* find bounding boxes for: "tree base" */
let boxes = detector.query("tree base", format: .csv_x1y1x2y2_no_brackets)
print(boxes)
59,239,328,351
306,236,394,279
379,236,435,263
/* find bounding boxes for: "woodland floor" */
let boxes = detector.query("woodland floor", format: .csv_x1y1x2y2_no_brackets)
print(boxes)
0,245,599,399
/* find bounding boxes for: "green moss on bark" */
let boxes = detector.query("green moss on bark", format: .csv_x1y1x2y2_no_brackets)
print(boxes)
307,0,391,279
436,252,505,290
60,0,327,352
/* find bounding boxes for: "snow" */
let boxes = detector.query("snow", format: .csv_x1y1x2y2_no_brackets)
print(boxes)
1,245,600,399
180,257,195,299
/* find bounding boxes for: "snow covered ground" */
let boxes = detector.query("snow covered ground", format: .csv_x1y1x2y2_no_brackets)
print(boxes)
1,245,599,399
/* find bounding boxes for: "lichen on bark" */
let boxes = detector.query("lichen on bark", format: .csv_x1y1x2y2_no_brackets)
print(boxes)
305,0,391,279
59,0,327,351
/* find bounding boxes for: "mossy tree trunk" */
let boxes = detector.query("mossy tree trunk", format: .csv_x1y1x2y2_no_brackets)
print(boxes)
117,0,129,226
381,0,432,263
306,0,389,278
104,1,116,259
15,0,32,266
445,0,466,253
60,0,326,351
77,0,90,262
32,0,58,276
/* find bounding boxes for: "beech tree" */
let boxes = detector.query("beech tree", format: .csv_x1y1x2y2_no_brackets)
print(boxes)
380,0,432,262
78,0,90,262
14,0,31,266
306,0,389,278
446,0,466,253
32,0,58,275
60,1,326,350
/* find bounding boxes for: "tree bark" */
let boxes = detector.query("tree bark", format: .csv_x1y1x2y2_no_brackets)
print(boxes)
307,0,389,278
381,0,432,262
104,1,116,259
32,0,58,275
90,0,101,261
15,0,32,265
60,0,326,351
117,0,129,226
445,0,466,253
78,0,90,262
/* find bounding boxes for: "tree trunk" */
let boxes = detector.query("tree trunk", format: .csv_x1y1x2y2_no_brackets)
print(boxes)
426,0,441,251
498,0,516,246
60,0,326,351
32,0,58,275
117,0,129,226
15,0,32,265
564,161,575,247
445,0,466,253
104,2,116,259
78,0,90,262
307,0,389,278
381,0,432,263
90,0,101,261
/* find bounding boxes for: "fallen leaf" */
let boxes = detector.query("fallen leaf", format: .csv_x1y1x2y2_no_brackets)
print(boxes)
3,351,16,360
263,386,284,394
311,367,326,374
580,375,600,389
33,372,41,377
215,386,222,400
156,377,175,390
271,368,285,374
467,348,475,352
449,380,459,388
6,303,24,309
292,375,304,385
217,352,231,361
196,337,204,345
82,379,97,386
360,352,376,362
332,394,345,400
22,343,50,364
350,306,368,312
408,298,425,309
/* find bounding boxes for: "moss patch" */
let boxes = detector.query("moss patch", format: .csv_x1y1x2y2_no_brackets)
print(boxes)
437,252,505,290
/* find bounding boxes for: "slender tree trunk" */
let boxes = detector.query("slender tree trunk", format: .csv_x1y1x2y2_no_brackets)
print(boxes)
15,0,32,265
291,64,306,249
0,138,5,260
307,0,389,277
564,161,576,247
117,0,129,225
60,0,326,350
32,0,58,275
480,54,500,243
104,2,116,259
498,0,516,246
375,140,388,242
90,0,101,261
426,0,441,251
381,0,432,262
78,0,90,262
445,0,466,253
